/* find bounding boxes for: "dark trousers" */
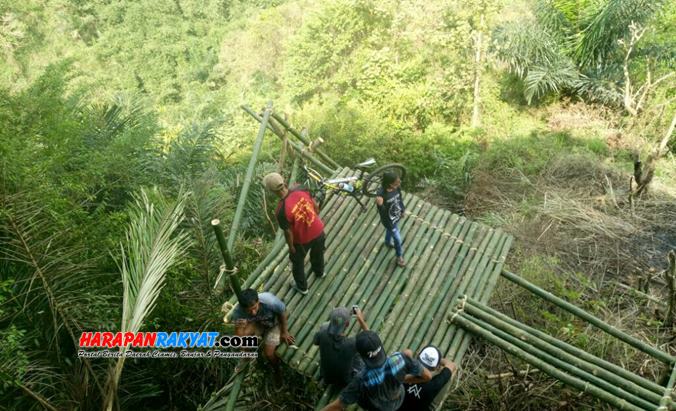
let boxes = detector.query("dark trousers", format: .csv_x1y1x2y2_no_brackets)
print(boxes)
289,232,325,290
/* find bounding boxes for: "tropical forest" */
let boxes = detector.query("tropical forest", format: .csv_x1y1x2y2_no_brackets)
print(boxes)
1,0,675,410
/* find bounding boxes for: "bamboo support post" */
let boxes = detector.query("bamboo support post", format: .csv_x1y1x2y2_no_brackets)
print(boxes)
227,103,272,255
211,219,242,300
501,270,675,364
451,312,645,411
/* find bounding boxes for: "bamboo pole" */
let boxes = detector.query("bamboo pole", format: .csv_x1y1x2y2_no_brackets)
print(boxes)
464,297,663,395
284,191,380,365
451,312,646,411
303,194,427,374
657,363,676,410
227,103,272,255
459,311,657,410
212,219,242,300
241,106,335,175
408,216,473,350
295,194,425,371
501,270,675,364
464,301,662,405
424,221,479,352
442,224,495,350
449,232,510,363
367,200,437,334
381,211,461,346
386,208,453,349
269,111,341,170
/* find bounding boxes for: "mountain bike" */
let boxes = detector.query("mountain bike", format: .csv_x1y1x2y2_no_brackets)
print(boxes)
302,159,406,211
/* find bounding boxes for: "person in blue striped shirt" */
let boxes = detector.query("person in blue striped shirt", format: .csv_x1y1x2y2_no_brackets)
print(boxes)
321,331,432,411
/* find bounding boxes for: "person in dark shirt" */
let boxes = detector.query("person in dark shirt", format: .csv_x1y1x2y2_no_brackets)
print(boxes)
321,331,432,411
263,172,326,295
230,288,294,381
313,307,370,388
376,171,406,267
399,345,457,411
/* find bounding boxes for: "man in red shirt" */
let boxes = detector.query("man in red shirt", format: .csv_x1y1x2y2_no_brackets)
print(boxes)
263,172,326,295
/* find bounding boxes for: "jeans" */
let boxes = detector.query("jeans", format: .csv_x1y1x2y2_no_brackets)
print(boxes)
289,232,325,291
385,224,403,257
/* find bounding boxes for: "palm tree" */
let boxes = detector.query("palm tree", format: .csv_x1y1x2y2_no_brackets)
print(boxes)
496,0,668,107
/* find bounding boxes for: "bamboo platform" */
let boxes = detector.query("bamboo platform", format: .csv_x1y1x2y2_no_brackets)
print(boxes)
224,167,513,407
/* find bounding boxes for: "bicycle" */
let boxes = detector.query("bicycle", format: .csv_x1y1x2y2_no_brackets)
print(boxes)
302,159,406,211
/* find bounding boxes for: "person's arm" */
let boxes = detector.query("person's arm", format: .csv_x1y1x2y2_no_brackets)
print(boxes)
375,196,384,207
278,310,295,345
321,399,345,411
401,350,432,384
404,367,431,384
283,229,295,254
354,308,369,331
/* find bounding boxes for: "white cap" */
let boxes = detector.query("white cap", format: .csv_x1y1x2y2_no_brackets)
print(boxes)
418,345,441,370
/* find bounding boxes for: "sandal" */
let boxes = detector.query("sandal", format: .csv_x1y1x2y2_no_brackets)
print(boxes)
396,257,406,268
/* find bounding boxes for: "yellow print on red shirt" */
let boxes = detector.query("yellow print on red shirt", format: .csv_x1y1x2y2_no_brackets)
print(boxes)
291,197,316,226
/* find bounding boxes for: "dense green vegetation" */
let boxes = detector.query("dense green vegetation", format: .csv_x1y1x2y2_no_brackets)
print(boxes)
1,0,674,409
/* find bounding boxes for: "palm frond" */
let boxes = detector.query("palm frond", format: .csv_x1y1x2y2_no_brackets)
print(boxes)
104,187,190,411
524,60,581,104
495,22,565,79
0,192,112,405
576,0,664,67
120,188,190,333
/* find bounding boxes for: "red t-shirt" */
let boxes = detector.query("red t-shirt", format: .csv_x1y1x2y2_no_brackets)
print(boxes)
276,190,324,245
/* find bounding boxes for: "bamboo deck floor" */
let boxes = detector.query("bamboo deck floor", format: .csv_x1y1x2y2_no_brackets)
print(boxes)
227,167,513,407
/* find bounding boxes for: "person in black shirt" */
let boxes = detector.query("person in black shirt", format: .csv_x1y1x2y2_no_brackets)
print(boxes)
376,171,406,267
399,345,457,411
313,307,370,387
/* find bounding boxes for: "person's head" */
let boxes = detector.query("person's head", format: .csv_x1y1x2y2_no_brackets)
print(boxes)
263,172,287,197
327,307,350,337
418,345,442,371
381,171,400,191
238,288,260,316
356,330,387,368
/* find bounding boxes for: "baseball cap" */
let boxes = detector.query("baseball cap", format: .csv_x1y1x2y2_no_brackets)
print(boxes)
262,172,285,192
327,307,350,336
356,330,387,368
418,345,441,370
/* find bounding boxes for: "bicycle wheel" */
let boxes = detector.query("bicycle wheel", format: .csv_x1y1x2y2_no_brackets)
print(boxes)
362,164,407,197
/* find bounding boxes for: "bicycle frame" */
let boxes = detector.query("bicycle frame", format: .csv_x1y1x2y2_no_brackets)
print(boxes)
303,165,368,211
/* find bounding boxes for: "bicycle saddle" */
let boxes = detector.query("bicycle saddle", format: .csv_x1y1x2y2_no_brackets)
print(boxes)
354,158,376,169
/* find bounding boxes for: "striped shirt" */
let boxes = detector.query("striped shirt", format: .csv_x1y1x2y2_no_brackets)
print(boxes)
340,352,424,411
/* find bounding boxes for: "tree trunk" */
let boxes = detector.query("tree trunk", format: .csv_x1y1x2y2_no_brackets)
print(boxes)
471,14,484,129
